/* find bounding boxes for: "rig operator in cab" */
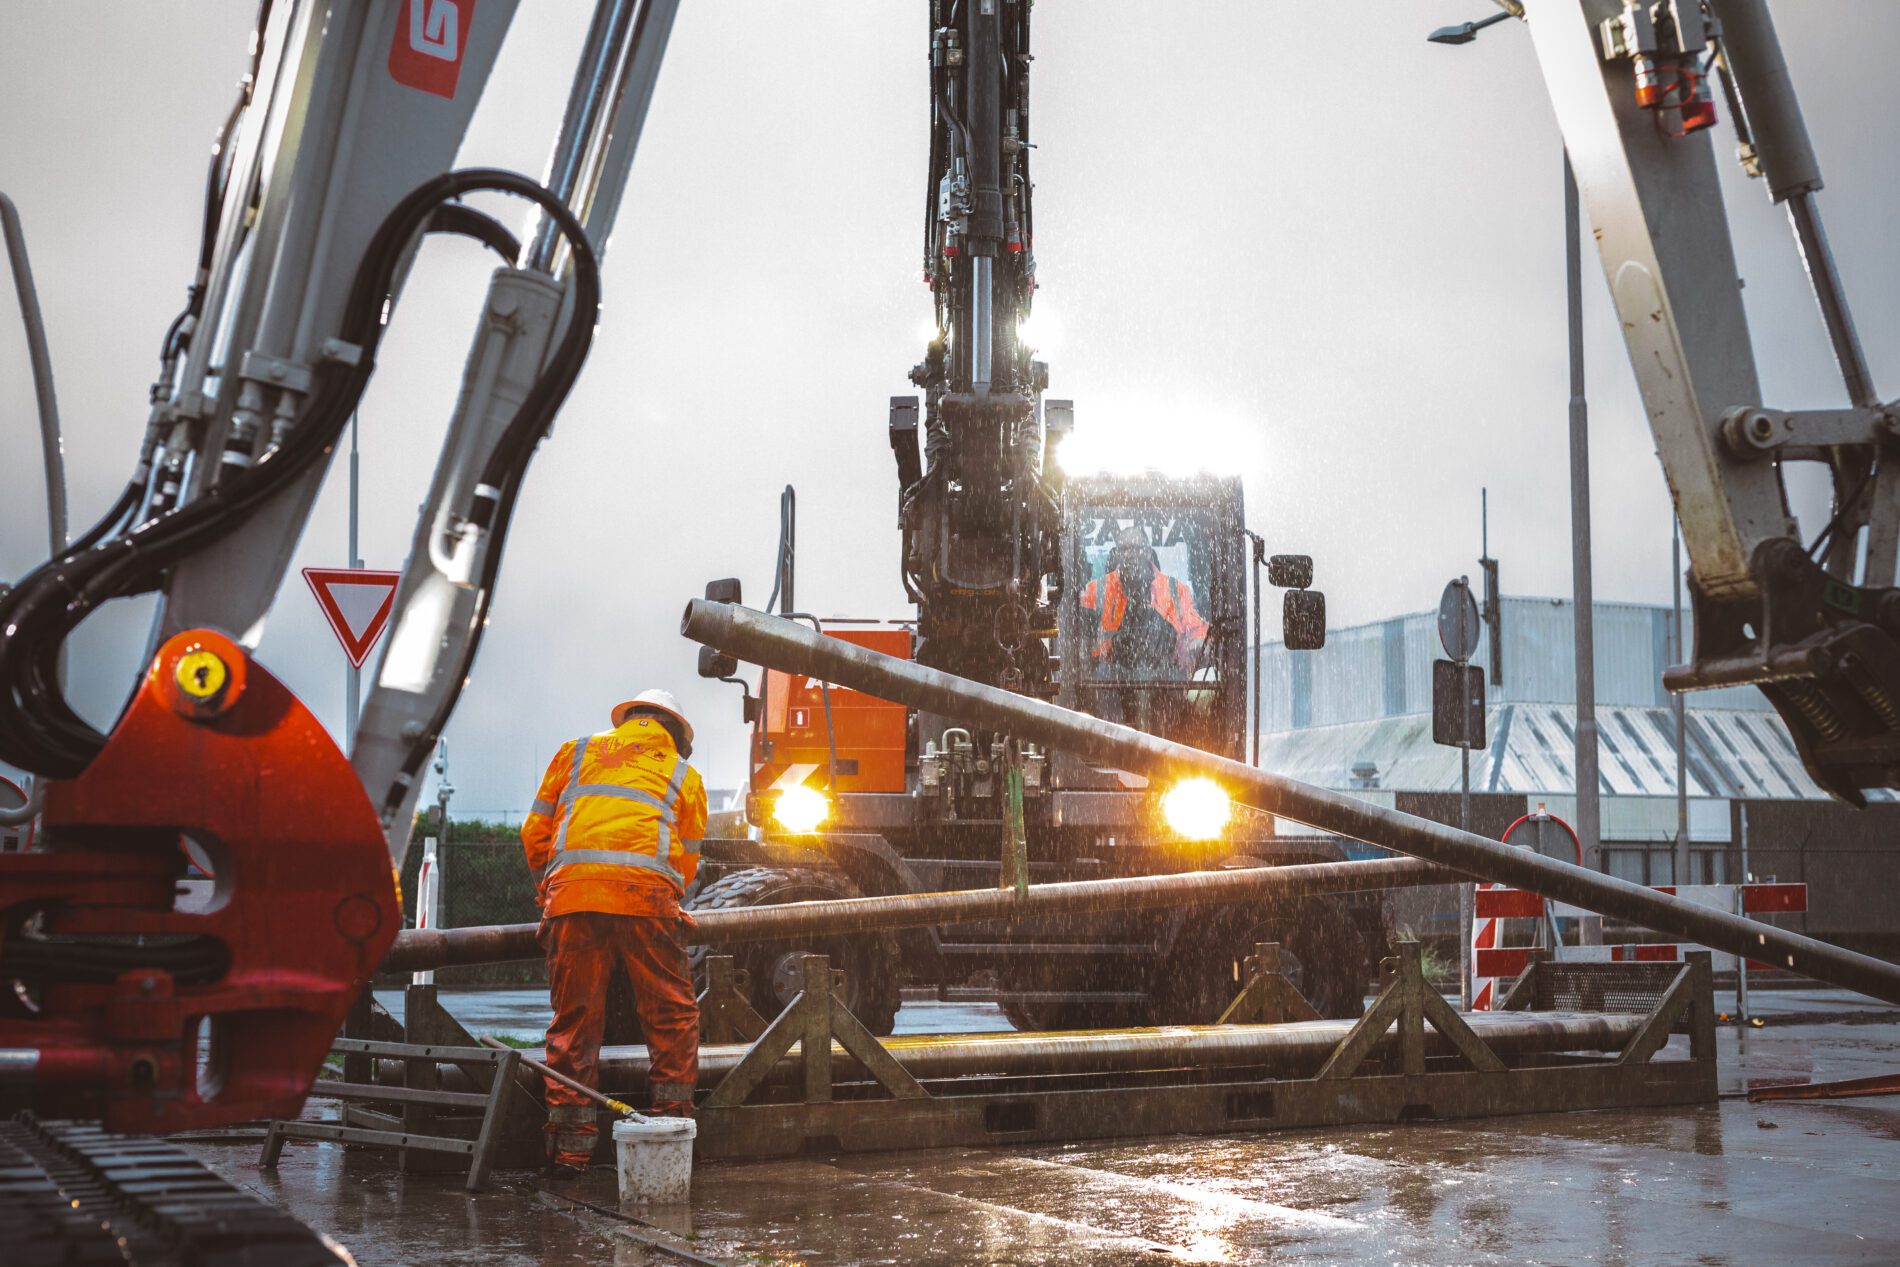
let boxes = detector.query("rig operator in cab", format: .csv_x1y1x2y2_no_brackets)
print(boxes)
1082,526,1210,677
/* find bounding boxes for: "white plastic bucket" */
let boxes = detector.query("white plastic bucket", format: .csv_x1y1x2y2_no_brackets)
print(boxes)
612,1115,696,1204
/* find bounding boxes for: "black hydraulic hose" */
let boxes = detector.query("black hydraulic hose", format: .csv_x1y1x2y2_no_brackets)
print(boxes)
1016,1,1034,254
748,485,799,801
384,189,601,808
0,170,596,777
4,935,228,986
782,611,840,793
66,481,141,556
763,484,795,617
201,89,247,273
924,13,945,266
424,204,524,263
939,87,972,167
154,64,257,395
2,192,67,559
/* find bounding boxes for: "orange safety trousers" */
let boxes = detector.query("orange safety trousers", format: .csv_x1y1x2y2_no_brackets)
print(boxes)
542,911,699,1168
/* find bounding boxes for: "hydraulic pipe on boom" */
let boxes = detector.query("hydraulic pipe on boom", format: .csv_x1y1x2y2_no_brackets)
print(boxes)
383,854,1453,974
680,599,1900,1008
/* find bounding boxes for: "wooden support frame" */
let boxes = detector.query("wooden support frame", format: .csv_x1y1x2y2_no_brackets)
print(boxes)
1618,953,1716,1066
1316,941,1505,1080
704,954,925,1110
1216,943,1321,1026
692,940,1720,1161
697,955,769,1044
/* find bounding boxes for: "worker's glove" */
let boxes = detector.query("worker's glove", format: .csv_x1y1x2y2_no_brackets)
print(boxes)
676,909,698,933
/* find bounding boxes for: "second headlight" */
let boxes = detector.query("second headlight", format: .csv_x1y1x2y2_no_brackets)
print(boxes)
772,784,831,834
1161,777,1231,840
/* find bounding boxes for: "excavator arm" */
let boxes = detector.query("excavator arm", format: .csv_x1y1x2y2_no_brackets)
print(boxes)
1521,0,1900,802
891,0,1062,693
0,0,680,1131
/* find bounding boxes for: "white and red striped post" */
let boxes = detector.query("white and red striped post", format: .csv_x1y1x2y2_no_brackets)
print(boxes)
1471,807,1582,1010
412,836,440,987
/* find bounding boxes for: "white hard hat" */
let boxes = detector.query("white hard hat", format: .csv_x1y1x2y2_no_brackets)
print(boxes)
611,688,694,746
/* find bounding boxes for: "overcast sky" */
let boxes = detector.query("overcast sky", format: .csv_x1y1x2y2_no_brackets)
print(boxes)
3,2,1896,814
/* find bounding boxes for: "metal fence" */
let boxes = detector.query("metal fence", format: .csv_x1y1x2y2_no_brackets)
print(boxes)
391,820,543,985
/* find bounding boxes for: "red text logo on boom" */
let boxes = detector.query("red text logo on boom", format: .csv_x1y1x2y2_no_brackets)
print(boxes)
389,0,472,99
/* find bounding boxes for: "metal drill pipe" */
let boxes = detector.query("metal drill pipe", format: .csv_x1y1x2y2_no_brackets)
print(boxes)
380,855,1453,973
680,599,1900,1006
596,1011,1646,1088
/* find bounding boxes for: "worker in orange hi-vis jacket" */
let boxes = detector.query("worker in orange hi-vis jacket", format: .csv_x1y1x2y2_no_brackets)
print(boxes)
1082,526,1210,674
520,689,708,1177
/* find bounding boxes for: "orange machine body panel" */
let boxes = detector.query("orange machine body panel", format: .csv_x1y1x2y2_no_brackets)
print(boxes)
754,627,912,794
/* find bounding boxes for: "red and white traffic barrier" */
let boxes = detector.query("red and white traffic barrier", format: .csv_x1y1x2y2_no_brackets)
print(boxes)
1470,809,1581,1011
1469,880,1517,1011
1470,881,1807,1006
412,836,441,986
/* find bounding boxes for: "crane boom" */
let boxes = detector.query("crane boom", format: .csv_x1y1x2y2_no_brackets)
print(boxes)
1524,0,1900,802
890,0,1060,693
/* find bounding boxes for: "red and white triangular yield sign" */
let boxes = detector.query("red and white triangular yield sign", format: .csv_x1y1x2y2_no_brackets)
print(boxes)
303,568,402,668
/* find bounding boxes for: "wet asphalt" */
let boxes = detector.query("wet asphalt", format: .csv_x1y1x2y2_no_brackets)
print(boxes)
186,989,1900,1266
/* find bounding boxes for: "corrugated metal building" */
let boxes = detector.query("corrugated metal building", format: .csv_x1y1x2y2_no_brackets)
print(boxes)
1255,596,1765,733
1252,597,1900,953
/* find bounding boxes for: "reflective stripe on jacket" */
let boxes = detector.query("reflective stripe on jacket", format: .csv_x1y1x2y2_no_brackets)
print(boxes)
521,715,708,917
1081,571,1210,663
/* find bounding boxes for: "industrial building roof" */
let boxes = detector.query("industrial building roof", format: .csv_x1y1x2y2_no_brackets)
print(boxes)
1251,596,1876,803
1254,701,1850,802
1253,595,1768,732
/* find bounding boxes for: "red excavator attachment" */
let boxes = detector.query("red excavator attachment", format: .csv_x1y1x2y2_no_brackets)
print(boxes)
0,628,399,1133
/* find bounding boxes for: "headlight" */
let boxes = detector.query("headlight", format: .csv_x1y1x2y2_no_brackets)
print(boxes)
772,784,830,834
1162,778,1230,840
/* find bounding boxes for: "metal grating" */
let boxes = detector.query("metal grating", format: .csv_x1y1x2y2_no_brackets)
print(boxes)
1519,961,1681,1014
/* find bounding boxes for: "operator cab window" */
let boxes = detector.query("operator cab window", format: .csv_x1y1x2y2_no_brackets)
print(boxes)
1069,508,1221,748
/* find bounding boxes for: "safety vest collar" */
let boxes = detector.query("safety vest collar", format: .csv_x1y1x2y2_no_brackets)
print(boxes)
611,715,679,754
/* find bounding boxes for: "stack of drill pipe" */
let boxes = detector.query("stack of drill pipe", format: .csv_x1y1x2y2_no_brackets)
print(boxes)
381,856,1456,973
591,1011,1647,1088
678,599,1900,1007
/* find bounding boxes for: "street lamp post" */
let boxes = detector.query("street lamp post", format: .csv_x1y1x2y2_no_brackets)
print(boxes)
1429,13,1600,912
1564,153,1602,905
1673,517,1689,885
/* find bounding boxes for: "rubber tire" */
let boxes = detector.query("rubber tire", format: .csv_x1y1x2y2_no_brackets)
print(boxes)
996,913,1167,1032
685,866,904,1036
1274,913,1368,1020
997,991,1147,1034
1149,901,1368,1024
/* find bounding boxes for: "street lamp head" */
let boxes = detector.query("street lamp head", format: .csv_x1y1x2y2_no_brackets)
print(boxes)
1427,10,1514,45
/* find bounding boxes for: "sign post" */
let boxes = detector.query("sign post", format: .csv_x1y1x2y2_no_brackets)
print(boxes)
347,414,363,743
1435,576,1485,1009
